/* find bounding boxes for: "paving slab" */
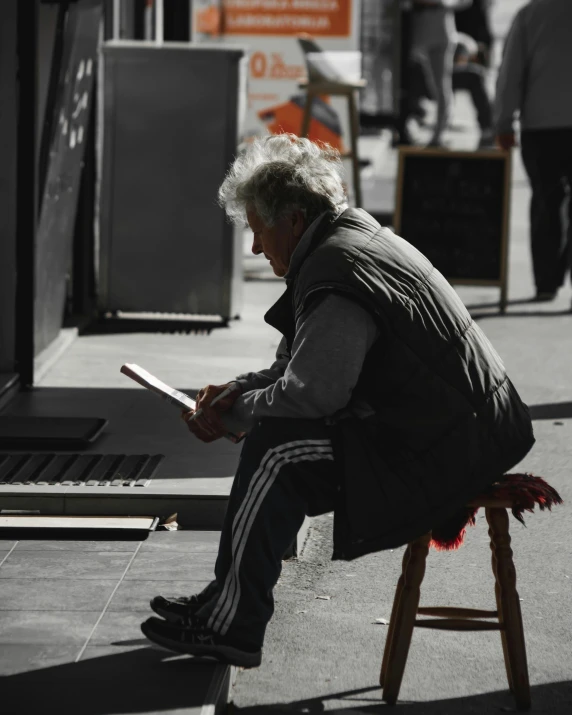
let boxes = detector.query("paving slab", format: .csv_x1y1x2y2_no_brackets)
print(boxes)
124,549,216,582
0,644,84,677
139,529,220,553
0,532,231,715
14,538,142,551
108,579,211,612
0,549,134,580
2,647,232,715
0,610,102,645
0,578,117,612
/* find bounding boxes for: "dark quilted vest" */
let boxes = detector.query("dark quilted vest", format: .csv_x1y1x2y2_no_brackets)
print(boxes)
265,208,535,560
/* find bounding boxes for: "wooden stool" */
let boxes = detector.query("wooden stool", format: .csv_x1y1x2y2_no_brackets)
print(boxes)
380,496,531,710
298,78,366,208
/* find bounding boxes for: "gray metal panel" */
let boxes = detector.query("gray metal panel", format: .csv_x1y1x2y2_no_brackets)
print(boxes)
0,0,18,373
99,45,245,318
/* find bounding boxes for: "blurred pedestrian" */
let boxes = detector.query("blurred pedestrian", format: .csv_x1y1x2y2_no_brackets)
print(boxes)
455,0,494,67
393,0,415,146
494,0,572,302
409,31,495,148
410,0,474,147
454,32,495,148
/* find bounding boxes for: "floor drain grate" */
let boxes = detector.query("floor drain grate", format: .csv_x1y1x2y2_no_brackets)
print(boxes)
0,453,164,487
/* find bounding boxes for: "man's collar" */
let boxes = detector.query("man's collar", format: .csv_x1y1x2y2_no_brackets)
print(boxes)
284,210,340,282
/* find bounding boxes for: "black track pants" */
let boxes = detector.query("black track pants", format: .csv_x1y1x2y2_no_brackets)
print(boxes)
520,128,572,293
195,418,341,649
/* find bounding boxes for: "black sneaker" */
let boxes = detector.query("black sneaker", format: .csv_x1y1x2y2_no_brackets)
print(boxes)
150,594,203,625
141,617,262,668
534,290,557,302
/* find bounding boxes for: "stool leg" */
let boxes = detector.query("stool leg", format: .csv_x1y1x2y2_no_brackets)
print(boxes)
488,508,514,694
300,90,314,138
382,533,431,705
379,545,411,687
348,89,362,207
486,508,531,711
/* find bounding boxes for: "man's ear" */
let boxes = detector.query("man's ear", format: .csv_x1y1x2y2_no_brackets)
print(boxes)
291,210,307,239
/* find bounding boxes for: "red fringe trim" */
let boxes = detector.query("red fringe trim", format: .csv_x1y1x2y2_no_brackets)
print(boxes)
430,473,563,551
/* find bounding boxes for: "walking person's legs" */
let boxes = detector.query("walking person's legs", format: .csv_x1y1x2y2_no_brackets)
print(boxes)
521,130,570,298
563,133,572,301
452,64,494,146
425,42,455,146
566,187,572,300
143,417,341,666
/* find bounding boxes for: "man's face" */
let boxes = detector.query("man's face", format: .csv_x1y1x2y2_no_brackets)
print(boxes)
247,207,307,277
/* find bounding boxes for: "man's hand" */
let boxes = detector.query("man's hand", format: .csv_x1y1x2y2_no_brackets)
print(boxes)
496,132,517,151
182,382,242,443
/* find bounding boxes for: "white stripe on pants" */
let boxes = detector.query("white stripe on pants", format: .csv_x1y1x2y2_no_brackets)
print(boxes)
207,439,334,635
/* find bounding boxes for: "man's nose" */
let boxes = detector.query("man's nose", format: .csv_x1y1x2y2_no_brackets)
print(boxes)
252,238,263,256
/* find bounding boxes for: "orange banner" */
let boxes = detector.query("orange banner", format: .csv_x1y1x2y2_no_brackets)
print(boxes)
219,0,351,37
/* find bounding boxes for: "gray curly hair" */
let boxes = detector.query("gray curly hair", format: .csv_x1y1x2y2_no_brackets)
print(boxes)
218,133,348,227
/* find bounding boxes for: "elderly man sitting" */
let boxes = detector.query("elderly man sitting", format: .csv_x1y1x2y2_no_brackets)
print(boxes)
141,134,534,668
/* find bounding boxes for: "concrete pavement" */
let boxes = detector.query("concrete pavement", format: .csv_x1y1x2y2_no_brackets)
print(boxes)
2,1,571,711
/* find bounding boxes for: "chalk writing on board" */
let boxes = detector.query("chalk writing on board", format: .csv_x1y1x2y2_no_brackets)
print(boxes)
396,153,507,282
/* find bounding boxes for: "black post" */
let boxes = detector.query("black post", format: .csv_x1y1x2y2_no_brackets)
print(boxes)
394,2,412,145
103,0,114,40
15,0,38,387
164,0,190,41
71,87,97,319
38,1,70,211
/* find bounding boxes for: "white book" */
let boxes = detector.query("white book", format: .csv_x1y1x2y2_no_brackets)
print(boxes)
120,363,242,443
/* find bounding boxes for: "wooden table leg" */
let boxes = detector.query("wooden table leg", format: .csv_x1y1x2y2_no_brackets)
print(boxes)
300,90,314,138
348,89,362,208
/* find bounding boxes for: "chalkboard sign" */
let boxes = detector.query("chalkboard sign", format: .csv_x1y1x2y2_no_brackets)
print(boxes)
394,147,511,309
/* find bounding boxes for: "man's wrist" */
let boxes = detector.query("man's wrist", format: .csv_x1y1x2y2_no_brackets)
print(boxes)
232,379,248,395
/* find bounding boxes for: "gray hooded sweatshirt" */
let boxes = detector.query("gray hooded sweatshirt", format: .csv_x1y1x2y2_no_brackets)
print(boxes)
494,0,572,134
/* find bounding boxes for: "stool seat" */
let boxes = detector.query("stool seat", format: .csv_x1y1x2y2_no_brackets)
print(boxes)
467,496,513,509
297,76,365,207
379,487,555,711
298,78,367,92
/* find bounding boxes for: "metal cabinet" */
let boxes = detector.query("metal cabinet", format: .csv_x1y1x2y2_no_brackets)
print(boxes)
98,42,246,319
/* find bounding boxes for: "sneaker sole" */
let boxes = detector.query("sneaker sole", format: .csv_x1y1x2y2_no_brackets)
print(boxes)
140,621,262,669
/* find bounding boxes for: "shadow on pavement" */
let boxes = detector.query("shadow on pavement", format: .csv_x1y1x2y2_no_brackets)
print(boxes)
2,647,221,714
528,401,572,420
233,681,572,714
466,296,571,319
471,309,570,320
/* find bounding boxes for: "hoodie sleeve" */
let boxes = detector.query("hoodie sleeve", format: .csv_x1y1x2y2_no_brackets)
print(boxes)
232,336,290,394
220,293,380,435
493,8,527,134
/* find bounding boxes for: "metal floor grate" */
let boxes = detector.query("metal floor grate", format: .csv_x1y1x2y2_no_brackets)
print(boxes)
85,312,225,336
0,453,164,487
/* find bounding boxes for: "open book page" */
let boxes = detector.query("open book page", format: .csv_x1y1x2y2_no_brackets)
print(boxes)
120,364,244,444
120,364,196,411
